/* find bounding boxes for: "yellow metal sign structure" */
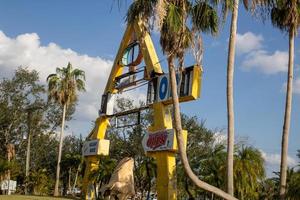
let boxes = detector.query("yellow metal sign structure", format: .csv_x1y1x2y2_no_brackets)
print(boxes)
82,21,202,200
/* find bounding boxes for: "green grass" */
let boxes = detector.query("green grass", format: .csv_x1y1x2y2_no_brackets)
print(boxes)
0,195,75,200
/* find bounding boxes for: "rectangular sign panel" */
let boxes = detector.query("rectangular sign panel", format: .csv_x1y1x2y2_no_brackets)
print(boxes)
1,180,16,191
142,129,175,152
147,65,202,105
82,139,110,156
142,129,187,152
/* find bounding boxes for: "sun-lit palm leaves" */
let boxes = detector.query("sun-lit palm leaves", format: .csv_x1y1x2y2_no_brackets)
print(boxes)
234,146,265,199
191,2,219,35
127,0,218,55
47,62,85,106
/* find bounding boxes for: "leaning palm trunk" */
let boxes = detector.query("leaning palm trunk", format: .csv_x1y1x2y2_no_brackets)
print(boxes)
54,104,67,196
168,56,237,200
72,163,80,195
279,28,294,200
226,0,239,195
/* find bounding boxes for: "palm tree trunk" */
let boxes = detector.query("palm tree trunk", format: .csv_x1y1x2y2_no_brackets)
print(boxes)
145,160,151,200
6,144,11,195
54,103,67,196
72,163,80,195
68,167,72,194
279,28,294,200
226,0,239,196
168,56,237,200
25,111,32,195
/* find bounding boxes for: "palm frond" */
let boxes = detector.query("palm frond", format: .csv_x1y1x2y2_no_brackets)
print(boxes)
166,3,183,32
191,2,219,35
126,0,157,25
72,69,86,81
47,63,85,106
46,73,58,82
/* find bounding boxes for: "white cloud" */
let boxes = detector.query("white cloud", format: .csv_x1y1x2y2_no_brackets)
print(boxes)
235,32,289,75
236,32,263,54
293,78,300,94
213,131,227,145
282,78,300,95
0,31,113,123
260,150,297,167
241,50,288,74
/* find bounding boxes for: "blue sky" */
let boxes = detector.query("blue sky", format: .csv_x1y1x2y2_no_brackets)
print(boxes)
0,0,299,175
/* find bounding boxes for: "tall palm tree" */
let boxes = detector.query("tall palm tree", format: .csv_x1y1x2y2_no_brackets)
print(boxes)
218,0,273,194
268,1,300,198
225,0,239,195
47,62,85,196
127,1,237,199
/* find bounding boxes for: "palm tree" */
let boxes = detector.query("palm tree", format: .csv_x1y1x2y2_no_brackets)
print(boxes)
224,0,239,195
127,1,237,199
268,1,300,198
47,62,85,196
217,0,274,194
233,146,265,200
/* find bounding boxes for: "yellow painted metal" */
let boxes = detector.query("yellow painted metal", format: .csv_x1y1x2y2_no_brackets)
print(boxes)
172,130,188,151
104,21,163,93
82,156,98,200
159,65,203,105
133,21,163,76
155,152,177,200
191,65,202,99
82,116,110,199
148,103,177,200
83,20,198,200
93,116,110,139
83,21,164,200
104,24,133,93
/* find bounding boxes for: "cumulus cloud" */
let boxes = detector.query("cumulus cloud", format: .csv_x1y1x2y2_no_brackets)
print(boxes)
235,32,289,75
282,78,300,95
236,32,263,54
0,31,113,123
213,131,227,145
242,50,288,74
293,78,300,94
260,150,297,167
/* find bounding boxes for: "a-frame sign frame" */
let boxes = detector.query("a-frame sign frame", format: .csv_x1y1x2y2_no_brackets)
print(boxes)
82,20,201,200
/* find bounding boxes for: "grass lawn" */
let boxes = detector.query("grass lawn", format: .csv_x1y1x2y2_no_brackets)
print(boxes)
0,195,76,200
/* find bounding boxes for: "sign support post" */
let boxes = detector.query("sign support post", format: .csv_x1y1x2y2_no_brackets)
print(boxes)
148,103,177,200
82,116,110,200
82,20,201,200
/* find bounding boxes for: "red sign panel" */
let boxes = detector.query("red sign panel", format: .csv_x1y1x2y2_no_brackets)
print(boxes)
146,131,168,150
142,129,175,152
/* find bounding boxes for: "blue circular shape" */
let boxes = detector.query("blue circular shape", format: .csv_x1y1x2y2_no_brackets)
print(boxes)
159,76,168,100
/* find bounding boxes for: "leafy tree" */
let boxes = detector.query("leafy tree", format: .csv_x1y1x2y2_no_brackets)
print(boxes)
178,115,227,199
258,178,279,200
60,135,84,195
0,67,44,188
47,62,85,196
234,146,265,199
286,168,300,199
89,156,117,199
